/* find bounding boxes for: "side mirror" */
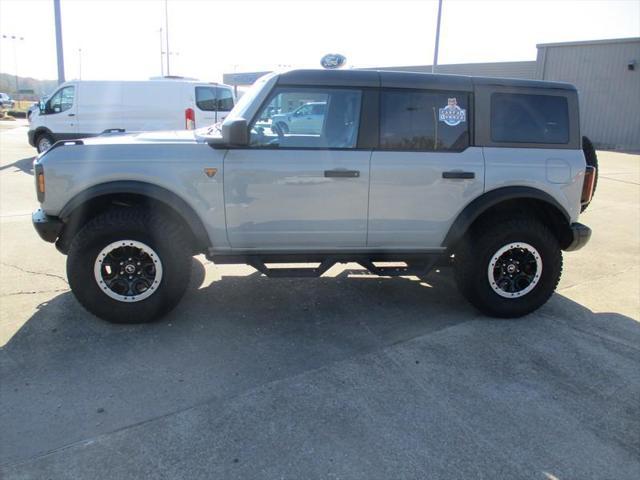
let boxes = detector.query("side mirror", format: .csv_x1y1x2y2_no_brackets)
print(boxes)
222,118,249,146
39,100,46,114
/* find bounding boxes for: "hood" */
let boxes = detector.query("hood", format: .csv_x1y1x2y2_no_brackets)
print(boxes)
80,130,202,146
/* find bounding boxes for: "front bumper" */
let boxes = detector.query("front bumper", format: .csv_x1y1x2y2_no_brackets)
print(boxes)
564,222,591,251
32,208,63,243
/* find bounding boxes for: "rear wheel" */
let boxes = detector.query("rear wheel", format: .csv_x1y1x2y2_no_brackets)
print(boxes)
67,208,192,323
454,218,562,318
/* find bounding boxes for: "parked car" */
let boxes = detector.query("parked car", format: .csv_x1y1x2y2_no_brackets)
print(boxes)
28,79,236,153
270,101,326,134
0,92,15,110
32,69,597,324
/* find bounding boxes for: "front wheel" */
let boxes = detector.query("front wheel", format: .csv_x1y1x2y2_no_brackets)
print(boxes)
454,218,563,318
67,208,192,323
36,133,54,153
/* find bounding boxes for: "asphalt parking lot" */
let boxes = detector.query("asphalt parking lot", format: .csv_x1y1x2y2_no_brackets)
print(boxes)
0,120,639,479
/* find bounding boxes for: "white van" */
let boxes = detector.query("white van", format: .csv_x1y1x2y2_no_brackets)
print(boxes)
28,79,235,152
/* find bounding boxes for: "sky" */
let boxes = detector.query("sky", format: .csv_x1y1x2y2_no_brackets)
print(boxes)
0,0,639,83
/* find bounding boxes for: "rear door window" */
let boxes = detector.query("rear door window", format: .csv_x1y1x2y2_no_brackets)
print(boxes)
196,86,235,112
490,93,569,144
380,89,469,151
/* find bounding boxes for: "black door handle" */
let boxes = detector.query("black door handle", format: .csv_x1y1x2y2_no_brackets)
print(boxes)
324,169,360,178
442,171,475,179
67,113,75,117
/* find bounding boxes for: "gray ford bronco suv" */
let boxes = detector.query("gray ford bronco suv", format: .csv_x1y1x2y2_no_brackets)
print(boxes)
32,69,597,323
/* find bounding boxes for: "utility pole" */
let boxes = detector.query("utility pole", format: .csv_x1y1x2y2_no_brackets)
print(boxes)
54,0,65,83
78,48,82,79
432,0,443,73
165,0,170,75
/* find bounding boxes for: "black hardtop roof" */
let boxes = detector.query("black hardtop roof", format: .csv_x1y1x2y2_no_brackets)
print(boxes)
276,69,577,91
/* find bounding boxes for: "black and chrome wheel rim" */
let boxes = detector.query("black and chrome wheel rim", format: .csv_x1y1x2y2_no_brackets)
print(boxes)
93,240,163,302
487,242,542,298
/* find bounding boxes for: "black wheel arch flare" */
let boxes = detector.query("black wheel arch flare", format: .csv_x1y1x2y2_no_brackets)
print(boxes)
58,181,211,253
443,186,572,250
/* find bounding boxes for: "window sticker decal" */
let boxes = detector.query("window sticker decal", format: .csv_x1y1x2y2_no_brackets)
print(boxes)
438,98,467,126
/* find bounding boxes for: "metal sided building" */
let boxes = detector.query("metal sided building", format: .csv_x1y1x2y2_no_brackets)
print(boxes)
536,38,640,151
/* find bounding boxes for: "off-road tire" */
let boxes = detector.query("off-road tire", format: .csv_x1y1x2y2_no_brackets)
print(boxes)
36,133,55,153
67,208,192,323
581,135,598,212
454,217,563,318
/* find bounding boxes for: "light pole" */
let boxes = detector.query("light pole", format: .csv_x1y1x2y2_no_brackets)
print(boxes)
158,28,164,76
54,0,65,84
78,48,82,80
432,0,443,73
165,0,170,75
1,34,24,93
162,51,179,76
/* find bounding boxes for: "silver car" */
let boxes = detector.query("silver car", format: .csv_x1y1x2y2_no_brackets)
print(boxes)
32,69,597,324
0,92,15,110
270,101,327,134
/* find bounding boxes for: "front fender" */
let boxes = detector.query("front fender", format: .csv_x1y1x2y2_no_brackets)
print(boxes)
58,181,211,251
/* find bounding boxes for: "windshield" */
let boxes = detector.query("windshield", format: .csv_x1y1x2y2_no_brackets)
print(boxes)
227,73,276,120
196,73,276,138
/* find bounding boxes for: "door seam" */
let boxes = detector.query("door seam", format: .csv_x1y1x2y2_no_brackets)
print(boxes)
365,150,373,246
481,146,487,193
221,149,232,249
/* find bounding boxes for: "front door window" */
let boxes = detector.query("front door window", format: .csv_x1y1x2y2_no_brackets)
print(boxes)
47,86,75,114
250,87,362,149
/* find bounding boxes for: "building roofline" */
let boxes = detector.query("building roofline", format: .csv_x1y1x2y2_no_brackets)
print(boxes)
365,60,536,71
537,37,640,48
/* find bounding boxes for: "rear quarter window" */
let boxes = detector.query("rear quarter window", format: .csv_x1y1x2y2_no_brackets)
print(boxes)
490,93,569,144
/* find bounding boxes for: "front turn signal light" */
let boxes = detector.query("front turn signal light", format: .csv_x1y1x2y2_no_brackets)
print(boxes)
35,164,45,202
37,173,45,193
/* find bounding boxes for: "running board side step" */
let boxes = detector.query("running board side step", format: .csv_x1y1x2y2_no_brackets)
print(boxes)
357,259,436,277
236,256,439,278
247,258,335,278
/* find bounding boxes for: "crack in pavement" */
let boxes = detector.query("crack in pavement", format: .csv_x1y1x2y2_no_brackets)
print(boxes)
600,175,640,186
0,262,68,285
1,288,68,297
555,316,640,353
558,265,639,292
